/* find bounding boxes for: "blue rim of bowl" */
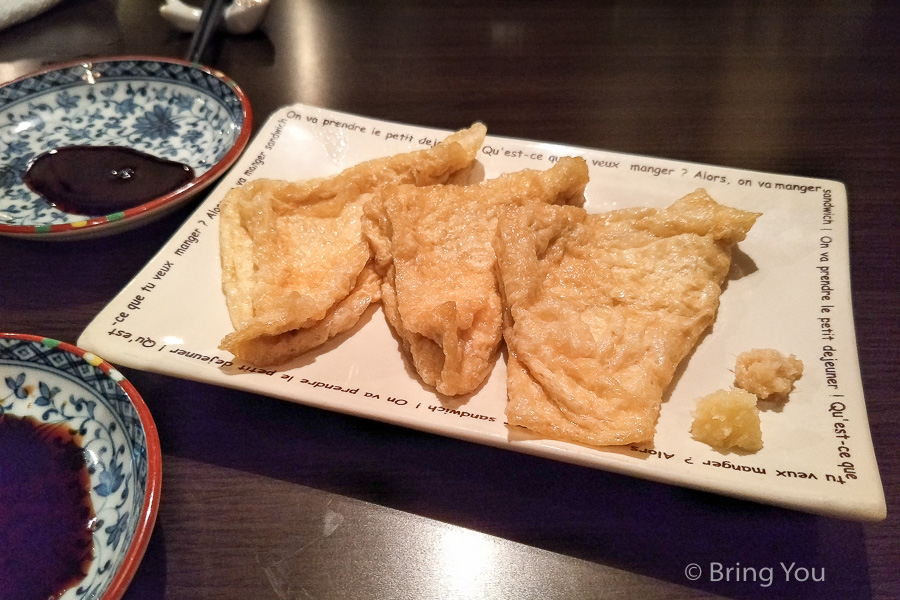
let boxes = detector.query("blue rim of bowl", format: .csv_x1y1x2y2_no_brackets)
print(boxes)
0,55,252,238
0,332,163,600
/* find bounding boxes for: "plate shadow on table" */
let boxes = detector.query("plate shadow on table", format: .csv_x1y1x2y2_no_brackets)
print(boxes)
123,369,874,600
0,202,199,316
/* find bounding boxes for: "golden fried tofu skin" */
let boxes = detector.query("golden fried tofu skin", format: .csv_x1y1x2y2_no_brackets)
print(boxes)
494,189,760,446
364,157,589,396
219,123,487,366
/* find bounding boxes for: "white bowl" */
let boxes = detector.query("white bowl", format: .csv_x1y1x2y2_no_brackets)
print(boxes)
0,333,162,599
0,56,252,239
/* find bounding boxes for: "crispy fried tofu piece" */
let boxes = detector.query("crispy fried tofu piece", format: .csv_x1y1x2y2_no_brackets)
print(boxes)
495,189,760,446
219,123,487,366
364,157,589,395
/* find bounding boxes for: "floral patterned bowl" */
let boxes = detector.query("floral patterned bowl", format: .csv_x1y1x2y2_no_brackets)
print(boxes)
0,56,251,239
0,333,162,600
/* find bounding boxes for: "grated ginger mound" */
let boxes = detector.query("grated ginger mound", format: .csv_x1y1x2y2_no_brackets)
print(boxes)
691,388,763,452
735,348,803,400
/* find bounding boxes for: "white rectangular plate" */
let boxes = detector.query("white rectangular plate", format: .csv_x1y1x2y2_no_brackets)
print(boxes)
79,104,886,521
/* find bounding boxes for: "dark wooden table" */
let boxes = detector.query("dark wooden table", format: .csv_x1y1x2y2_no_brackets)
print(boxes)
1,1,897,598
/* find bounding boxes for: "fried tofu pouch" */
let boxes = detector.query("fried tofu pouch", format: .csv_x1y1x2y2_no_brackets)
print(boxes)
364,157,589,396
494,189,760,446
219,123,487,366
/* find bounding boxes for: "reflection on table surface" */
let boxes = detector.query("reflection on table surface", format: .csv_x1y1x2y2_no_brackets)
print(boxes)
1,1,897,599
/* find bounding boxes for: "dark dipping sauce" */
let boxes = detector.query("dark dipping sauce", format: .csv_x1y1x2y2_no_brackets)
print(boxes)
23,145,195,216
0,414,96,600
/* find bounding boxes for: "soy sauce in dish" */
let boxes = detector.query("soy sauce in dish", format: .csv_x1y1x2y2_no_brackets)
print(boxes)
0,414,96,600
23,145,195,216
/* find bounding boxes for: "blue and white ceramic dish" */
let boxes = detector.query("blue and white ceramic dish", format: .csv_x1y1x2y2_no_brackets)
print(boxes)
0,333,162,600
0,56,251,239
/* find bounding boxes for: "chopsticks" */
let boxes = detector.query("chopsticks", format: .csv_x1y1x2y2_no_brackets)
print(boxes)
186,0,232,64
